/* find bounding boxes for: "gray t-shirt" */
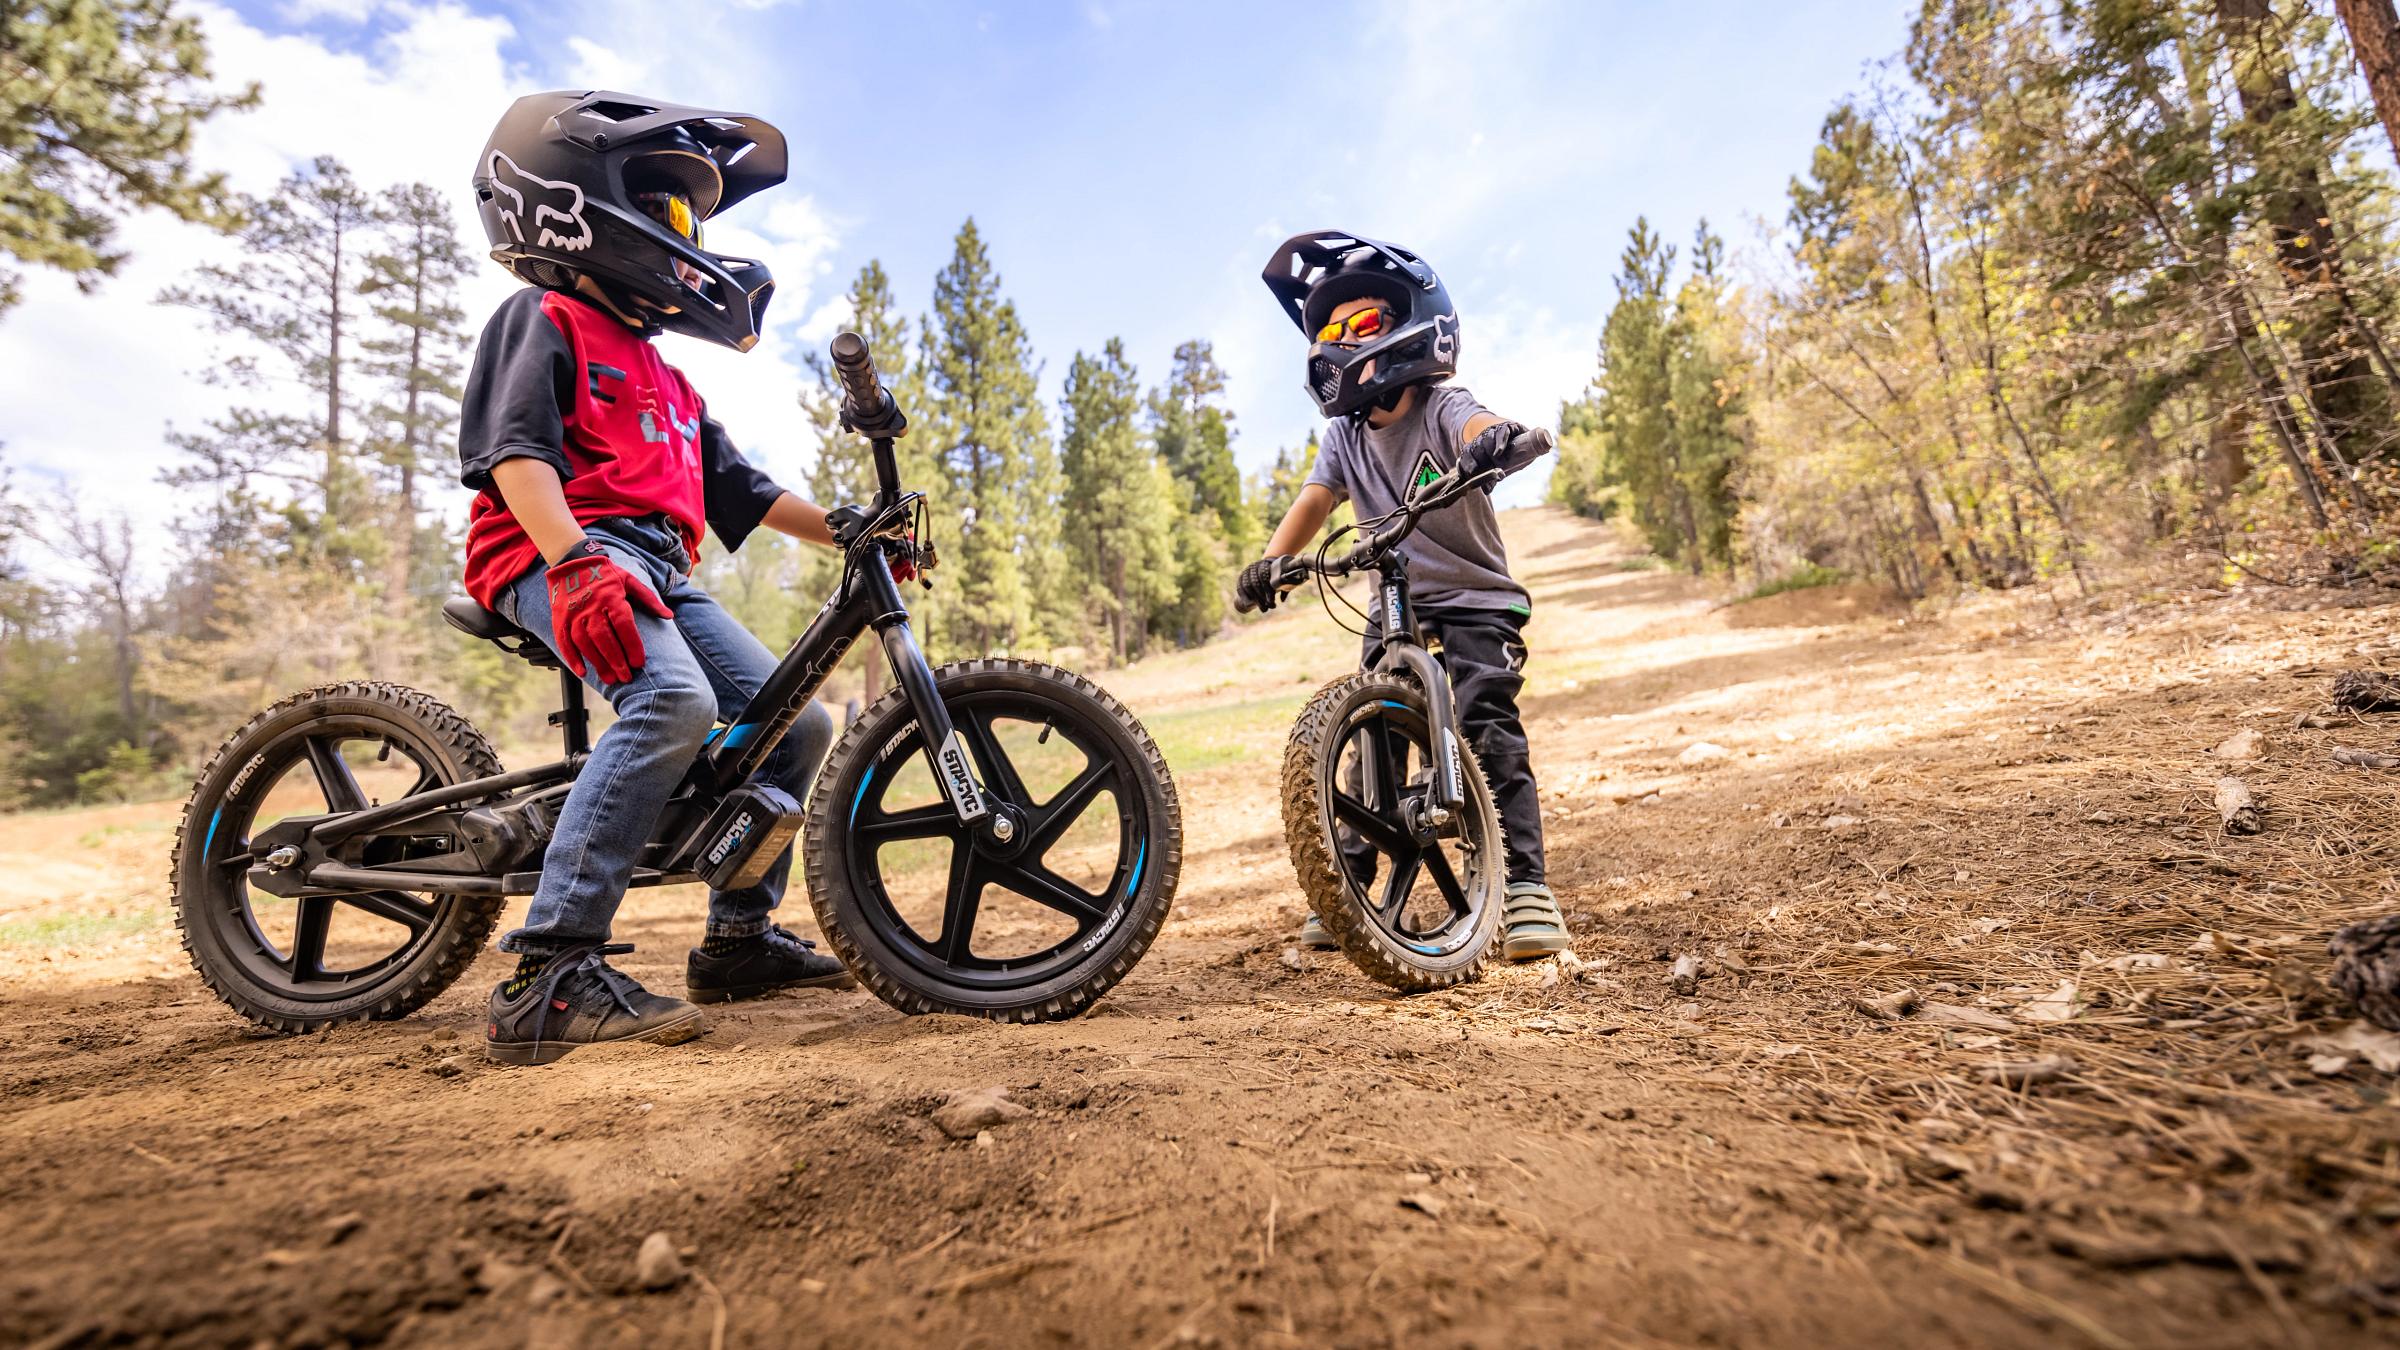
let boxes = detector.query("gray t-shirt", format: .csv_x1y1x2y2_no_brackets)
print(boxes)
1306,383,1533,614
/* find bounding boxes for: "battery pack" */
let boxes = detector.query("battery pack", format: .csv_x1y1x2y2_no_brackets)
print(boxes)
687,783,805,892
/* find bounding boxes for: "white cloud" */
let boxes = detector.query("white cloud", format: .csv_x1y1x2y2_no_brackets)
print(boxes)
0,2,847,581
564,34,654,92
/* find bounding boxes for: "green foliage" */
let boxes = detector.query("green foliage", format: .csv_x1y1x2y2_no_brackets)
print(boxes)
920,219,1053,653
1610,0,2400,598
1562,217,1745,573
71,739,153,803
0,0,254,313
1253,431,1320,537
1143,339,1249,646
1060,339,1179,663
1740,562,1847,602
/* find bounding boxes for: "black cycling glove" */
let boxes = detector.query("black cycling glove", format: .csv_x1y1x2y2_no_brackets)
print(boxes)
1459,421,1544,489
1238,556,1296,613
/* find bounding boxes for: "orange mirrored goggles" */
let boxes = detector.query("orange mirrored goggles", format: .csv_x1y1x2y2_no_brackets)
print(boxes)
635,192,702,248
1315,307,1393,344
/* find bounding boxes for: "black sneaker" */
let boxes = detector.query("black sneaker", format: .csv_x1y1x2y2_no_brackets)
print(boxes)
685,925,857,1004
485,944,708,1066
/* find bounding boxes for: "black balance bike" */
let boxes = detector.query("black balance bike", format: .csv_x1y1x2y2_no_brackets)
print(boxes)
1236,460,1517,991
172,334,1183,1031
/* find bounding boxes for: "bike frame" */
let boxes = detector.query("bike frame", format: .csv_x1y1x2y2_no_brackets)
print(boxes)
269,431,988,901
1362,549,1470,819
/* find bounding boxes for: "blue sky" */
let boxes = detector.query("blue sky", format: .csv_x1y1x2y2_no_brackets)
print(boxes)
4,0,1912,569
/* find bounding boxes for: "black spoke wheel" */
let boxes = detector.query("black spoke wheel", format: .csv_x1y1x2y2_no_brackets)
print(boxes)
804,659,1181,1021
1282,672,1503,991
171,681,505,1033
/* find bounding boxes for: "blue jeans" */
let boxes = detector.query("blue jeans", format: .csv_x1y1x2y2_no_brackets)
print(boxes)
494,515,834,956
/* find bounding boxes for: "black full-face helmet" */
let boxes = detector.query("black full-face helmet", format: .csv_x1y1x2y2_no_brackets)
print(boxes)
1261,230,1459,419
473,90,789,352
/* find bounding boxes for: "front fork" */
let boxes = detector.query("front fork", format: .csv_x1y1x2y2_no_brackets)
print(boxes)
1370,555,1467,823
703,542,993,832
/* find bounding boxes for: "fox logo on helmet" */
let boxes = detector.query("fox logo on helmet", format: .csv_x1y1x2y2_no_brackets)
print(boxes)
485,151,592,254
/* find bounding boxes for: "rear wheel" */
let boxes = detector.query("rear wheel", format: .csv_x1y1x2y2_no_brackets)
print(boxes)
1281,672,1503,992
803,659,1181,1022
170,682,505,1033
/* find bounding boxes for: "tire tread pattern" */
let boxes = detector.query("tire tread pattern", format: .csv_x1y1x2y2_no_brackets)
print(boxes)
1279,671,1502,992
801,658,1182,1023
169,681,505,1034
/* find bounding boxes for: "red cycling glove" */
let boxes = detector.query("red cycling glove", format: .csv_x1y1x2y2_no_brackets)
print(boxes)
544,540,672,684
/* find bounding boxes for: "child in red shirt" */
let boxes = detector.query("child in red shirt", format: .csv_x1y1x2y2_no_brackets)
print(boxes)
459,91,848,1064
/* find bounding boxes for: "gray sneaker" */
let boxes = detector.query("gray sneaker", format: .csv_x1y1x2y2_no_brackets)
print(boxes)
1294,912,1339,950
1501,882,1570,961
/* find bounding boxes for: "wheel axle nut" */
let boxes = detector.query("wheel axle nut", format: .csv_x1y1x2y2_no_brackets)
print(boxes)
990,815,1016,843
264,846,301,871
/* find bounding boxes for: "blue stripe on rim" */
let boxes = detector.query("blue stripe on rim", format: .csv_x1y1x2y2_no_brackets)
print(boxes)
1124,837,1146,897
849,764,876,824
204,807,221,854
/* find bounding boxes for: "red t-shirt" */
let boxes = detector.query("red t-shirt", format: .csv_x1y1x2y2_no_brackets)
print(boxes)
456,287,785,607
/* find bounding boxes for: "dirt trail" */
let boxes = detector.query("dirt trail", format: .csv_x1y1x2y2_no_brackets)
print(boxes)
4,507,2397,1349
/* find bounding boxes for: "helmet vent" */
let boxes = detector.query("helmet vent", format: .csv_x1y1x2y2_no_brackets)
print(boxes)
1309,356,1343,405
583,99,656,123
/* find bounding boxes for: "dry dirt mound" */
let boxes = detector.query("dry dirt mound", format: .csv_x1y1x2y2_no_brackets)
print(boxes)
2,507,2396,1348
1722,579,1907,628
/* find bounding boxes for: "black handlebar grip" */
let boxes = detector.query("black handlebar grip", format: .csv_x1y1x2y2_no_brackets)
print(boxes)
829,331,883,414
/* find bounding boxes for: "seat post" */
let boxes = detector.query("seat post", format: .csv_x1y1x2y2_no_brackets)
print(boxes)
553,669,590,757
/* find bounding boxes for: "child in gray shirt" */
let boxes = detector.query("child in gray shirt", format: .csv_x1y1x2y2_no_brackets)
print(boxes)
1241,230,1563,960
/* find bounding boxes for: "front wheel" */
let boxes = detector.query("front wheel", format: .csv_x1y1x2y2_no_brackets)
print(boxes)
802,659,1181,1021
1281,671,1505,992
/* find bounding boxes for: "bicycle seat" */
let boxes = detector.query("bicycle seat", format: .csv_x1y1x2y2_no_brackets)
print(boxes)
441,597,561,668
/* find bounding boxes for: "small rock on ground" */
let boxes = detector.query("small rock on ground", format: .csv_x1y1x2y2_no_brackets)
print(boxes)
636,1231,685,1291
933,1087,1031,1140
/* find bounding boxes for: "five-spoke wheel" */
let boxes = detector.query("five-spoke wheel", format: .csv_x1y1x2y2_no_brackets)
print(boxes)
172,682,504,1031
806,659,1181,1021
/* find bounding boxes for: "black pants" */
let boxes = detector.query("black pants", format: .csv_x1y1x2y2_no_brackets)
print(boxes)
1358,605,1546,886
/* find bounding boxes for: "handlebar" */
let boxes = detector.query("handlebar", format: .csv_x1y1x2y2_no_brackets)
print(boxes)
1232,458,1508,612
830,331,907,439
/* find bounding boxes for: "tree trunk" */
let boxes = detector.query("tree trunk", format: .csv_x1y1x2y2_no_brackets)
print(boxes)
2336,0,2400,154
2217,0,2390,465
2203,401,2252,504
326,225,345,516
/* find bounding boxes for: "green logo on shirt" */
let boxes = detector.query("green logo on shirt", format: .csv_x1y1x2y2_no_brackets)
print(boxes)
1411,449,1442,490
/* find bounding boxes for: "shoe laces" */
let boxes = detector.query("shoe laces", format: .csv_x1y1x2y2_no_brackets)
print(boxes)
530,942,644,1039
760,925,821,957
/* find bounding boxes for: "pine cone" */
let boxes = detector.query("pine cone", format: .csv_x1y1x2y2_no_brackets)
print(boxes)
2330,670,2400,713
2328,914,2400,1032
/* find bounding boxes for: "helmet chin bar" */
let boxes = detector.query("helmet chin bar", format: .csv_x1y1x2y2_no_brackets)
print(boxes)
1306,323,1448,419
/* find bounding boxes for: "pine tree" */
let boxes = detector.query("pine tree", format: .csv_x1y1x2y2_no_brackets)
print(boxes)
0,0,254,313
1593,217,1692,563
360,181,473,608
786,259,920,694
1150,340,1254,554
160,156,384,571
1666,221,1746,570
804,261,919,509
1253,430,1321,538
919,219,1051,653
1060,339,1178,663
1144,340,1248,645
